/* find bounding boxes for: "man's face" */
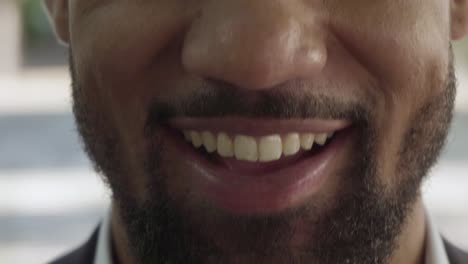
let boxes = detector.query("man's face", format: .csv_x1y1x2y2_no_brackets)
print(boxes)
46,0,465,263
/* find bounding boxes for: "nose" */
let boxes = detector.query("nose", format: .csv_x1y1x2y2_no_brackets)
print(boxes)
182,0,328,90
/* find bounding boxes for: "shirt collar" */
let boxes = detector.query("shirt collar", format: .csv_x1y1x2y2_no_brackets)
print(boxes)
93,208,112,264
93,207,450,264
424,209,450,264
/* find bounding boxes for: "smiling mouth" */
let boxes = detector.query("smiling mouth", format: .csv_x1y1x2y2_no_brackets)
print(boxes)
164,117,352,214
169,117,347,171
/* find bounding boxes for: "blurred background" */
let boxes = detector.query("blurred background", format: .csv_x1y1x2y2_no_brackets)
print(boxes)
0,1,467,263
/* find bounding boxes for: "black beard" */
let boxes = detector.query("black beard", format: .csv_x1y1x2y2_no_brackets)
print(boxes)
70,51,456,263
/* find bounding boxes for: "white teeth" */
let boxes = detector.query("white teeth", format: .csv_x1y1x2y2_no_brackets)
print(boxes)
300,133,315,150
202,131,217,153
183,130,336,162
282,133,300,156
258,135,282,162
217,132,234,158
234,135,258,161
190,131,203,148
315,133,328,146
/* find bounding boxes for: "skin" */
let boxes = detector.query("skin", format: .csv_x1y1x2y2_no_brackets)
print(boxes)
44,0,468,263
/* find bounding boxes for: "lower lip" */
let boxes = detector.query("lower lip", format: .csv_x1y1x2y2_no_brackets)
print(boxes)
159,127,351,215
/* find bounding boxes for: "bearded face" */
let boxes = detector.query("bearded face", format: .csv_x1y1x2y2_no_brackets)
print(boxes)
44,0,464,263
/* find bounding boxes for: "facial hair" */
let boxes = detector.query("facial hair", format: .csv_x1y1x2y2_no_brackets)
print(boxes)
70,50,456,264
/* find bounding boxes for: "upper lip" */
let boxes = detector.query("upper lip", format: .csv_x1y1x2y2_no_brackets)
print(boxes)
168,117,351,136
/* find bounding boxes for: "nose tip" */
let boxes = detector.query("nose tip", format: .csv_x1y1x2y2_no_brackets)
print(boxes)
181,1,327,90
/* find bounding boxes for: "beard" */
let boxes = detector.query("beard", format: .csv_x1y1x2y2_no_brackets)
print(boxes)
70,51,456,263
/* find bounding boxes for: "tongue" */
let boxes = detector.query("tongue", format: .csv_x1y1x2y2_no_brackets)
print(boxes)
213,148,321,174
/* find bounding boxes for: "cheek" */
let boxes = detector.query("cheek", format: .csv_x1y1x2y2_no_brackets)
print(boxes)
69,2,194,164
331,0,450,99
70,1,194,106
67,4,186,198
330,0,451,184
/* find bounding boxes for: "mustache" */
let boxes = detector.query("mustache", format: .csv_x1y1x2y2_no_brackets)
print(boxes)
145,81,371,130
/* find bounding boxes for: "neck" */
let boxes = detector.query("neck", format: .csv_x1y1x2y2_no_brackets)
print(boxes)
388,197,427,264
111,203,138,264
110,198,428,264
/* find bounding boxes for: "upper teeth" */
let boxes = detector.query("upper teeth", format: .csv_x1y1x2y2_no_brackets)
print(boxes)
183,131,335,162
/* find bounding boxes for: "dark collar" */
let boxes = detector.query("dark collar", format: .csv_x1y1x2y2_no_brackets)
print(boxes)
49,225,468,264
443,238,468,264
48,226,99,264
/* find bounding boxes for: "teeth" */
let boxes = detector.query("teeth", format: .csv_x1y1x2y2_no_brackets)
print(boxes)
258,135,282,162
300,133,315,150
234,135,258,161
282,133,300,156
314,133,328,146
183,130,336,162
217,132,234,158
202,131,217,153
190,131,203,148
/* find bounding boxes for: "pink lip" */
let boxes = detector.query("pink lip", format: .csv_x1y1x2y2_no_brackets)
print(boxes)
159,118,352,215
169,117,350,136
